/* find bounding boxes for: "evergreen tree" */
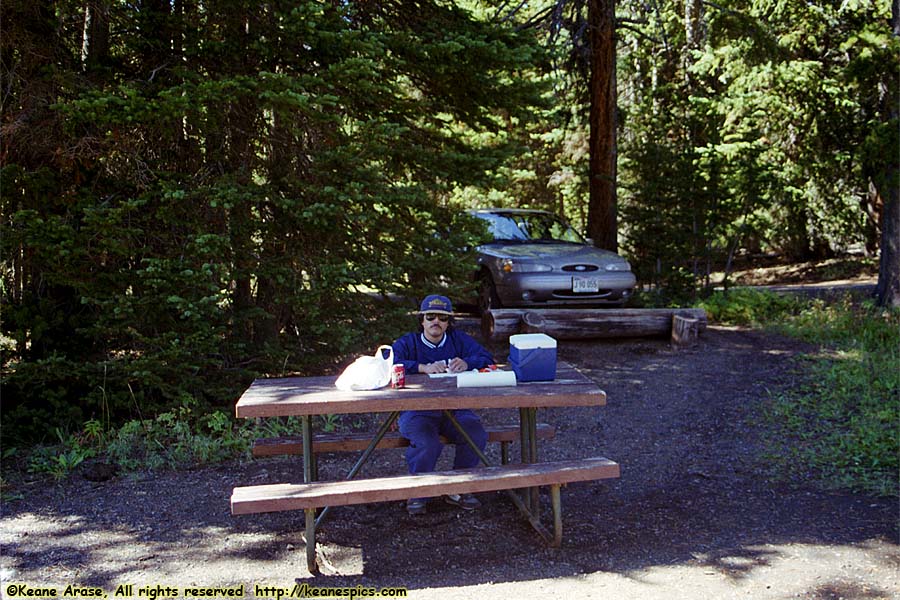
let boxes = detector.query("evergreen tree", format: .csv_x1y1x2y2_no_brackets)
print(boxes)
614,0,897,295
1,1,544,442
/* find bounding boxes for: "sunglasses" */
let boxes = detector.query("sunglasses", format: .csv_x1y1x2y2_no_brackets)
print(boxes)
424,313,450,322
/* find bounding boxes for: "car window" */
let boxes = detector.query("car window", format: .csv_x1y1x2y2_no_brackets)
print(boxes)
475,212,586,243
478,213,528,241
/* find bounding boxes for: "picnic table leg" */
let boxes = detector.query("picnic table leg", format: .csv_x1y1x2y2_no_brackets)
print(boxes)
525,408,540,514
442,410,555,545
314,411,401,529
518,408,540,515
302,415,314,482
442,410,494,468
519,407,529,464
301,416,319,574
305,508,317,574
550,484,562,547
518,408,530,513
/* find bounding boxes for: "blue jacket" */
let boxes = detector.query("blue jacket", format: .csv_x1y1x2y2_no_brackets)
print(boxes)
392,328,494,374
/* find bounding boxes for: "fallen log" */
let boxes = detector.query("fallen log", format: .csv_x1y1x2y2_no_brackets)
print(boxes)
482,308,708,341
482,310,524,341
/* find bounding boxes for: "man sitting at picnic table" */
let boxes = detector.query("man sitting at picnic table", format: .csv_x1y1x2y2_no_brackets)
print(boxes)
391,294,495,516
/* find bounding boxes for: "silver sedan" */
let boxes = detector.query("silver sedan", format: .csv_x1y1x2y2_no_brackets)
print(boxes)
471,208,636,312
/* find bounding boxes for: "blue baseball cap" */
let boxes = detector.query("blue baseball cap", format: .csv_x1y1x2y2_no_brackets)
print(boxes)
419,294,453,315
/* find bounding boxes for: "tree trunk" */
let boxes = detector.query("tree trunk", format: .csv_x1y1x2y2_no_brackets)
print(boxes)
875,178,900,307
81,0,110,74
587,0,618,252
683,0,704,52
874,0,900,307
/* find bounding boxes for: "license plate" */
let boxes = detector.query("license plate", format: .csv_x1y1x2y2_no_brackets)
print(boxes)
572,276,600,293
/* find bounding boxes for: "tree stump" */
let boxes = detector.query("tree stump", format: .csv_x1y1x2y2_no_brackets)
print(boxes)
671,315,700,347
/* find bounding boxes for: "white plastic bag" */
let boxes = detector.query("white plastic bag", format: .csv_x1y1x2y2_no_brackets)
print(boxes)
334,345,394,391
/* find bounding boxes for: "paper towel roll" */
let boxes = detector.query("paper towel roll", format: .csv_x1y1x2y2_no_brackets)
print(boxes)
456,370,517,388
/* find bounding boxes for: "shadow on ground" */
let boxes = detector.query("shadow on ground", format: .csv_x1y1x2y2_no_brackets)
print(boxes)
1,326,897,598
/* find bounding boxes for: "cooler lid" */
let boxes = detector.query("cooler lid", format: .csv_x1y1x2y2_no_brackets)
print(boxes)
509,333,557,349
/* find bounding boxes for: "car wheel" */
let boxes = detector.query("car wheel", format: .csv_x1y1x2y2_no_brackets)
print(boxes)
478,273,502,314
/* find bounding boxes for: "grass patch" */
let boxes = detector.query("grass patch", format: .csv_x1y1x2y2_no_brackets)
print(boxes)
700,290,899,496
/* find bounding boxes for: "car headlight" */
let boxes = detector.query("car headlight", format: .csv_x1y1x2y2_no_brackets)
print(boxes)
605,262,631,272
501,259,552,273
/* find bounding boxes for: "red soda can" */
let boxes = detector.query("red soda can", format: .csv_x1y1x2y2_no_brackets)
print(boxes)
391,364,406,388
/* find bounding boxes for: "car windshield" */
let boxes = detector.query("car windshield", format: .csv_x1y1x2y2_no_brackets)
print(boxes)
475,211,586,244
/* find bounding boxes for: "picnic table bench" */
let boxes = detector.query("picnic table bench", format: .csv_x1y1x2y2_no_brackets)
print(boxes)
231,362,619,574
252,423,557,475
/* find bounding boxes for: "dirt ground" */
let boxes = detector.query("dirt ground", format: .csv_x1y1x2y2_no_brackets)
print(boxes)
2,278,897,599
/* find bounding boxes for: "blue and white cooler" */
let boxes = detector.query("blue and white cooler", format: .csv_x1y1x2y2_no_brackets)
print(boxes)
508,333,558,382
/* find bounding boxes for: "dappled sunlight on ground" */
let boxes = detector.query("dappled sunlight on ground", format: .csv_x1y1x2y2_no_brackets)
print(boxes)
3,325,896,598
423,541,898,599
3,506,897,599
710,256,878,287
3,474,896,599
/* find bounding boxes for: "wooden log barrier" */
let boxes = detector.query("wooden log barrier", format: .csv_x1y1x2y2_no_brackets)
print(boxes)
671,315,701,347
482,308,708,342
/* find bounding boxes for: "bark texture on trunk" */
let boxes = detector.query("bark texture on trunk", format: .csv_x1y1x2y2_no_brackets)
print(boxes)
587,0,618,252
875,184,900,307
874,0,900,307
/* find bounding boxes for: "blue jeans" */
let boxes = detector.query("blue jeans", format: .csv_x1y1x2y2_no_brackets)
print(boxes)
398,410,487,475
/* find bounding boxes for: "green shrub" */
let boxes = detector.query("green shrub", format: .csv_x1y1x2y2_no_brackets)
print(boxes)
763,301,899,495
706,292,900,496
26,425,99,480
699,288,806,325
5,402,344,485
2,1,541,447
105,406,254,472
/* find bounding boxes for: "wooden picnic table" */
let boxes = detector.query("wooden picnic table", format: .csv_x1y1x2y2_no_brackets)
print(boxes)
235,362,606,417
232,361,618,574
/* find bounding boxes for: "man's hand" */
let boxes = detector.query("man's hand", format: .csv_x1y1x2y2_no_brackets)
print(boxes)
447,357,468,373
420,358,468,374
419,361,448,374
